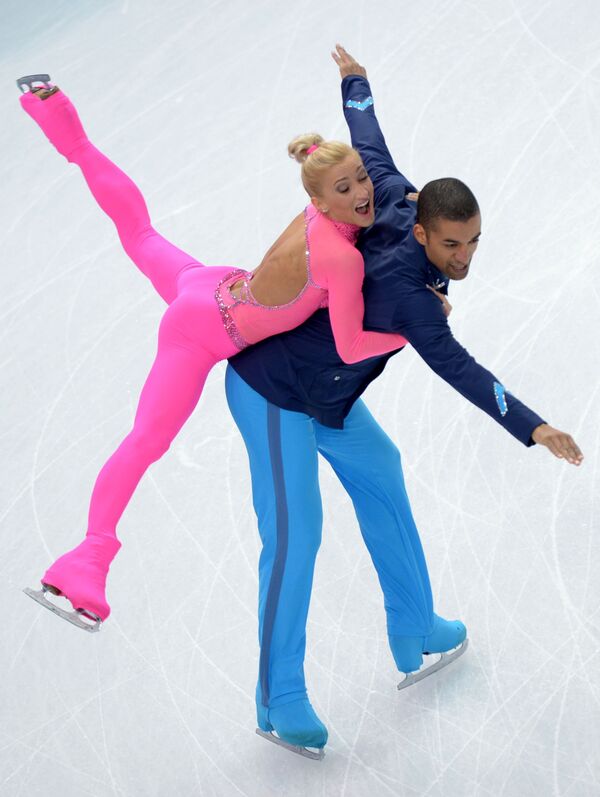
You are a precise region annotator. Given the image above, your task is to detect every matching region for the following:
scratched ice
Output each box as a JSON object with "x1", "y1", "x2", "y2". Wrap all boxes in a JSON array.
[{"x1": 1, "y1": 0, "x2": 599, "y2": 795}]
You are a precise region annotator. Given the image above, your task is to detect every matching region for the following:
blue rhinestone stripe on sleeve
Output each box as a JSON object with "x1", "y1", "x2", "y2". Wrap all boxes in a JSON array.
[
  {"x1": 345, "y1": 96, "x2": 374, "y2": 112},
  {"x1": 493, "y1": 381, "x2": 509, "y2": 416}
]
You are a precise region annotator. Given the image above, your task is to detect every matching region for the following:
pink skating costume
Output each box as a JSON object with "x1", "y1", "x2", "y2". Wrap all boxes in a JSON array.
[{"x1": 20, "y1": 87, "x2": 407, "y2": 625}]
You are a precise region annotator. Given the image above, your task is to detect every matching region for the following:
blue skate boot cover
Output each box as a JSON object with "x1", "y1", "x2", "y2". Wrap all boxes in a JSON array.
[
  {"x1": 389, "y1": 613, "x2": 467, "y2": 673},
  {"x1": 256, "y1": 696, "x2": 328, "y2": 759}
]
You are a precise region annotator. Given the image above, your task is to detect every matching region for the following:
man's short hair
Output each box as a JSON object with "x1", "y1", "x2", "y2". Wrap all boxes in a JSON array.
[{"x1": 416, "y1": 178, "x2": 479, "y2": 230}]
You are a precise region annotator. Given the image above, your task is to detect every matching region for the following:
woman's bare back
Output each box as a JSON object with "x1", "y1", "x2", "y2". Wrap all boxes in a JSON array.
[{"x1": 229, "y1": 212, "x2": 309, "y2": 306}]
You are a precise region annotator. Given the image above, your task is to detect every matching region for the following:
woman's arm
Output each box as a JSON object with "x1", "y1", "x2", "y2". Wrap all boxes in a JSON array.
[{"x1": 321, "y1": 247, "x2": 408, "y2": 364}]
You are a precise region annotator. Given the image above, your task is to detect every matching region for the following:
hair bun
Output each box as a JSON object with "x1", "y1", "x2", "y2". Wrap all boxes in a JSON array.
[{"x1": 287, "y1": 133, "x2": 325, "y2": 163}]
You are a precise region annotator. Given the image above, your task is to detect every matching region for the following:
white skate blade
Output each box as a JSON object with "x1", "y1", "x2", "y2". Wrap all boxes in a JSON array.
[
  {"x1": 255, "y1": 728, "x2": 325, "y2": 760},
  {"x1": 23, "y1": 587, "x2": 101, "y2": 633},
  {"x1": 397, "y1": 638, "x2": 469, "y2": 691}
]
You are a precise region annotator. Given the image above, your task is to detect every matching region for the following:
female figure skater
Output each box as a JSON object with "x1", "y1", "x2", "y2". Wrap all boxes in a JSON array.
[{"x1": 19, "y1": 77, "x2": 409, "y2": 632}]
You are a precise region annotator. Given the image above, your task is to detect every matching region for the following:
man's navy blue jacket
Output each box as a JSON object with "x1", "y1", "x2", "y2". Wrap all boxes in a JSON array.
[{"x1": 229, "y1": 75, "x2": 544, "y2": 446}]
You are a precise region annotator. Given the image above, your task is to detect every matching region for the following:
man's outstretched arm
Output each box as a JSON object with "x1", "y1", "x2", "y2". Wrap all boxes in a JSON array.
[
  {"x1": 332, "y1": 44, "x2": 416, "y2": 193},
  {"x1": 392, "y1": 288, "x2": 583, "y2": 465}
]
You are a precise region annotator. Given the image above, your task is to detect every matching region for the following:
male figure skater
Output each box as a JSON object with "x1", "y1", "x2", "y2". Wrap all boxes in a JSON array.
[{"x1": 225, "y1": 45, "x2": 583, "y2": 758}]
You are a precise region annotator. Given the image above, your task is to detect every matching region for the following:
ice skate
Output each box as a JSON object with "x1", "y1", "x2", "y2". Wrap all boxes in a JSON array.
[
  {"x1": 23, "y1": 584, "x2": 102, "y2": 633},
  {"x1": 17, "y1": 73, "x2": 89, "y2": 160},
  {"x1": 16, "y1": 73, "x2": 59, "y2": 98},
  {"x1": 256, "y1": 698, "x2": 327, "y2": 760},
  {"x1": 390, "y1": 613, "x2": 469, "y2": 691},
  {"x1": 23, "y1": 534, "x2": 121, "y2": 633}
]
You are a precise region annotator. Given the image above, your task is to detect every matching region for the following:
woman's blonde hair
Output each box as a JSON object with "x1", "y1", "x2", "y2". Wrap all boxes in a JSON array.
[{"x1": 288, "y1": 133, "x2": 355, "y2": 197}]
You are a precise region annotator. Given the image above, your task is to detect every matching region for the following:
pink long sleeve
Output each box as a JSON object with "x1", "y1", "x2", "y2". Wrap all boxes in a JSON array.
[{"x1": 314, "y1": 245, "x2": 407, "y2": 364}]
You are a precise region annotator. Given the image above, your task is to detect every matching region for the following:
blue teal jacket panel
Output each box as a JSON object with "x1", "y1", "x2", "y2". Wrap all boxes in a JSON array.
[{"x1": 229, "y1": 75, "x2": 545, "y2": 445}]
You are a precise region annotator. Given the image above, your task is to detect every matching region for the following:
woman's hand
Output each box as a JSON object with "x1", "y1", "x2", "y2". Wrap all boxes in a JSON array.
[
  {"x1": 427, "y1": 285, "x2": 453, "y2": 317},
  {"x1": 531, "y1": 424, "x2": 583, "y2": 465},
  {"x1": 331, "y1": 44, "x2": 367, "y2": 79}
]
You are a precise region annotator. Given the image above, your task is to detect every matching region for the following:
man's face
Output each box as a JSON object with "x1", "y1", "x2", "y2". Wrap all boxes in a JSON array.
[
  {"x1": 413, "y1": 214, "x2": 481, "y2": 280},
  {"x1": 312, "y1": 153, "x2": 375, "y2": 227}
]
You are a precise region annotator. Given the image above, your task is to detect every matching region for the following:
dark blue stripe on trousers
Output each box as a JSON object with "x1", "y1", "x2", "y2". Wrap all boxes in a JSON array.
[{"x1": 259, "y1": 404, "x2": 289, "y2": 706}]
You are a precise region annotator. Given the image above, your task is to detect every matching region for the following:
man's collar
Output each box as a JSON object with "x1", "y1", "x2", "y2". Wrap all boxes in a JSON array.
[
  {"x1": 413, "y1": 234, "x2": 449, "y2": 293},
  {"x1": 426, "y1": 262, "x2": 449, "y2": 294}
]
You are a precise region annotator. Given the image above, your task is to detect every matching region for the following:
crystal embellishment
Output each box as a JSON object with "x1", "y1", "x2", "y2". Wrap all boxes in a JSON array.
[
  {"x1": 214, "y1": 269, "x2": 250, "y2": 351},
  {"x1": 345, "y1": 96, "x2": 374, "y2": 112}
]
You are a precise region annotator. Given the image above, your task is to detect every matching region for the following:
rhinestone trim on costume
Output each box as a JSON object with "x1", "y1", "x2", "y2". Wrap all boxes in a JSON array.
[
  {"x1": 236, "y1": 207, "x2": 325, "y2": 309},
  {"x1": 330, "y1": 217, "x2": 360, "y2": 244},
  {"x1": 493, "y1": 381, "x2": 509, "y2": 417},
  {"x1": 214, "y1": 269, "x2": 250, "y2": 351},
  {"x1": 345, "y1": 96, "x2": 374, "y2": 112},
  {"x1": 305, "y1": 206, "x2": 317, "y2": 288},
  {"x1": 214, "y1": 207, "x2": 360, "y2": 333}
]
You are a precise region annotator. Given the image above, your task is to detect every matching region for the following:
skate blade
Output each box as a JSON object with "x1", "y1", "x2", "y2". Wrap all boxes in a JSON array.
[
  {"x1": 16, "y1": 74, "x2": 52, "y2": 93},
  {"x1": 397, "y1": 638, "x2": 469, "y2": 691},
  {"x1": 255, "y1": 728, "x2": 325, "y2": 760},
  {"x1": 23, "y1": 587, "x2": 101, "y2": 633}
]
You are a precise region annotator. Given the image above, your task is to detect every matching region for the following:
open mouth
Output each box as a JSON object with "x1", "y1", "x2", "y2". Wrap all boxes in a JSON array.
[
  {"x1": 355, "y1": 199, "x2": 371, "y2": 216},
  {"x1": 451, "y1": 263, "x2": 469, "y2": 274}
]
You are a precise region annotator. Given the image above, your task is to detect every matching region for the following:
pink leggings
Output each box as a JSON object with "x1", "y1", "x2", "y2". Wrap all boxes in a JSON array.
[{"x1": 21, "y1": 90, "x2": 240, "y2": 618}]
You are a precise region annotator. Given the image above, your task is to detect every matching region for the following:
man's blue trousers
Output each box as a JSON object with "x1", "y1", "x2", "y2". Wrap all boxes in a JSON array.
[{"x1": 225, "y1": 365, "x2": 434, "y2": 709}]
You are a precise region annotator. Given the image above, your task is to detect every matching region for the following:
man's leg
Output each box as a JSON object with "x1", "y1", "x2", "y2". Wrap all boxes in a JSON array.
[
  {"x1": 315, "y1": 398, "x2": 466, "y2": 673},
  {"x1": 314, "y1": 399, "x2": 439, "y2": 658},
  {"x1": 315, "y1": 398, "x2": 434, "y2": 635},
  {"x1": 225, "y1": 366, "x2": 327, "y2": 749}
]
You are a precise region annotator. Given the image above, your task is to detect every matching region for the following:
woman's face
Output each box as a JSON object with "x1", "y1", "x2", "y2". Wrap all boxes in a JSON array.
[{"x1": 312, "y1": 153, "x2": 375, "y2": 227}]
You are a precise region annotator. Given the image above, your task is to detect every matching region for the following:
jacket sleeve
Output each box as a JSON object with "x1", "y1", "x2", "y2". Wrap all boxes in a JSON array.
[
  {"x1": 320, "y1": 247, "x2": 407, "y2": 364},
  {"x1": 391, "y1": 285, "x2": 546, "y2": 446},
  {"x1": 341, "y1": 74, "x2": 417, "y2": 193}
]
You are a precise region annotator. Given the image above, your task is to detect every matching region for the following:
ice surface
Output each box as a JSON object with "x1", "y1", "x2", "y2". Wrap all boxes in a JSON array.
[{"x1": 1, "y1": 1, "x2": 599, "y2": 794}]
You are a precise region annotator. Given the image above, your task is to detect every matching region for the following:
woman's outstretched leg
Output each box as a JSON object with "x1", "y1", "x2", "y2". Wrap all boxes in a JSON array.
[
  {"x1": 19, "y1": 86, "x2": 198, "y2": 303},
  {"x1": 85, "y1": 299, "x2": 216, "y2": 541},
  {"x1": 40, "y1": 280, "x2": 235, "y2": 623}
]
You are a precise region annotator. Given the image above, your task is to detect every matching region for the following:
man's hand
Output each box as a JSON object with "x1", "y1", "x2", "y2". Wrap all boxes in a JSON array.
[
  {"x1": 531, "y1": 423, "x2": 584, "y2": 465},
  {"x1": 331, "y1": 44, "x2": 367, "y2": 79}
]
